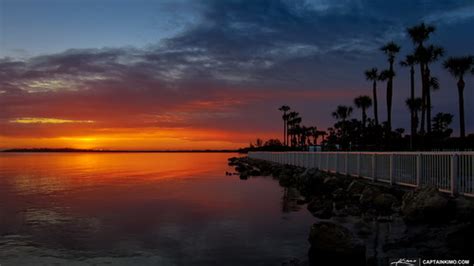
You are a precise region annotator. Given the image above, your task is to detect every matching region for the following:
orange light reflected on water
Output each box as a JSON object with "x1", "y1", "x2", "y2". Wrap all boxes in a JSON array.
[{"x1": 0, "y1": 152, "x2": 238, "y2": 196}]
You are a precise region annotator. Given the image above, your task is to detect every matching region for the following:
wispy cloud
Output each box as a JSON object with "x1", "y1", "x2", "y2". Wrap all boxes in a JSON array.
[
  {"x1": 425, "y1": 5, "x2": 474, "y2": 25},
  {"x1": 10, "y1": 117, "x2": 95, "y2": 124}
]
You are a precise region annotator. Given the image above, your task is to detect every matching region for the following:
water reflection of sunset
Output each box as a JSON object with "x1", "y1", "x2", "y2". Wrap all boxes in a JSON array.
[
  {"x1": 1, "y1": 153, "x2": 237, "y2": 195},
  {"x1": 0, "y1": 153, "x2": 313, "y2": 265}
]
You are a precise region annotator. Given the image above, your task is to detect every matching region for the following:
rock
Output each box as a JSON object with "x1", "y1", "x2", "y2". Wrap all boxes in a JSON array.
[
  {"x1": 332, "y1": 188, "x2": 346, "y2": 201},
  {"x1": 401, "y1": 186, "x2": 452, "y2": 224},
  {"x1": 249, "y1": 168, "x2": 261, "y2": 176},
  {"x1": 347, "y1": 180, "x2": 366, "y2": 195},
  {"x1": 279, "y1": 174, "x2": 296, "y2": 187},
  {"x1": 373, "y1": 193, "x2": 399, "y2": 214},
  {"x1": 307, "y1": 198, "x2": 333, "y2": 219},
  {"x1": 308, "y1": 222, "x2": 366, "y2": 265},
  {"x1": 239, "y1": 172, "x2": 249, "y2": 180},
  {"x1": 353, "y1": 220, "x2": 372, "y2": 237},
  {"x1": 376, "y1": 215, "x2": 393, "y2": 222},
  {"x1": 322, "y1": 176, "x2": 340, "y2": 192},
  {"x1": 296, "y1": 198, "x2": 308, "y2": 205},
  {"x1": 299, "y1": 168, "x2": 319, "y2": 180},
  {"x1": 227, "y1": 157, "x2": 240, "y2": 166},
  {"x1": 235, "y1": 164, "x2": 249, "y2": 173},
  {"x1": 359, "y1": 186, "x2": 381, "y2": 207},
  {"x1": 344, "y1": 204, "x2": 362, "y2": 216}
]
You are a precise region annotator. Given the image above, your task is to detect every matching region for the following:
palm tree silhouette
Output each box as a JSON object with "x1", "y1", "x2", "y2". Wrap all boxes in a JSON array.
[
  {"x1": 287, "y1": 111, "x2": 302, "y2": 147},
  {"x1": 381, "y1": 41, "x2": 401, "y2": 133},
  {"x1": 400, "y1": 54, "x2": 417, "y2": 148},
  {"x1": 332, "y1": 105, "x2": 353, "y2": 122},
  {"x1": 364, "y1": 68, "x2": 380, "y2": 126},
  {"x1": 354, "y1": 95, "x2": 372, "y2": 129},
  {"x1": 407, "y1": 23, "x2": 436, "y2": 135},
  {"x1": 406, "y1": 97, "x2": 423, "y2": 138},
  {"x1": 332, "y1": 105, "x2": 353, "y2": 150},
  {"x1": 278, "y1": 105, "x2": 291, "y2": 146},
  {"x1": 443, "y1": 56, "x2": 474, "y2": 138},
  {"x1": 416, "y1": 45, "x2": 444, "y2": 134}
]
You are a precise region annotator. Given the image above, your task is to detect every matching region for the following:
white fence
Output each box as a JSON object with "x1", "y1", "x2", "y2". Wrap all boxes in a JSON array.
[{"x1": 248, "y1": 151, "x2": 474, "y2": 197}]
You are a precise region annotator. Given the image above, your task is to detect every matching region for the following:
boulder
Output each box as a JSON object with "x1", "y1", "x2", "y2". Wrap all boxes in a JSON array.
[
  {"x1": 320, "y1": 176, "x2": 341, "y2": 194},
  {"x1": 359, "y1": 186, "x2": 381, "y2": 207},
  {"x1": 307, "y1": 198, "x2": 333, "y2": 219},
  {"x1": 308, "y1": 222, "x2": 366, "y2": 265},
  {"x1": 401, "y1": 186, "x2": 452, "y2": 224},
  {"x1": 249, "y1": 168, "x2": 261, "y2": 176},
  {"x1": 346, "y1": 180, "x2": 366, "y2": 195},
  {"x1": 373, "y1": 193, "x2": 399, "y2": 214},
  {"x1": 239, "y1": 172, "x2": 249, "y2": 180},
  {"x1": 332, "y1": 188, "x2": 346, "y2": 201},
  {"x1": 301, "y1": 167, "x2": 319, "y2": 176}
]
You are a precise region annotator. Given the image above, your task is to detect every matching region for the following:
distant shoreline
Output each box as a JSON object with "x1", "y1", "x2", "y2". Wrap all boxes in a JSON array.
[{"x1": 2, "y1": 148, "x2": 240, "y2": 153}]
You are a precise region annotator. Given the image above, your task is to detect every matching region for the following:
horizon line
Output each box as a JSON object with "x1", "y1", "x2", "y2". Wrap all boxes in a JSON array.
[{"x1": 2, "y1": 148, "x2": 240, "y2": 153}]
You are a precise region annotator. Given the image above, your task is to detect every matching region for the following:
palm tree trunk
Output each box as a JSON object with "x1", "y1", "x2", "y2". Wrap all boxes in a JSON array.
[
  {"x1": 426, "y1": 67, "x2": 432, "y2": 135},
  {"x1": 362, "y1": 108, "x2": 367, "y2": 129},
  {"x1": 410, "y1": 66, "x2": 415, "y2": 150},
  {"x1": 283, "y1": 119, "x2": 286, "y2": 146},
  {"x1": 458, "y1": 78, "x2": 466, "y2": 138},
  {"x1": 286, "y1": 123, "x2": 290, "y2": 147},
  {"x1": 362, "y1": 108, "x2": 367, "y2": 148},
  {"x1": 387, "y1": 80, "x2": 392, "y2": 132},
  {"x1": 387, "y1": 62, "x2": 394, "y2": 138},
  {"x1": 372, "y1": 80, "x2": 379, "y2": 126},
  {"x1": 420, "y1": 63, "x2": 426, "y2": 135}
]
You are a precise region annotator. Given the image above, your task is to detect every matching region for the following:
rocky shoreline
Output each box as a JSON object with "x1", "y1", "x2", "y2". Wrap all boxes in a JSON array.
[{"x1": 228, "y1": 156, "x2": 474, "y2": 266}]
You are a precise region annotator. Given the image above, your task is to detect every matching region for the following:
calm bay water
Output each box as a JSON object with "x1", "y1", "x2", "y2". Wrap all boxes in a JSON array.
[{"x1": 0, "y1": 152, "x2": 314, "y2": 265}]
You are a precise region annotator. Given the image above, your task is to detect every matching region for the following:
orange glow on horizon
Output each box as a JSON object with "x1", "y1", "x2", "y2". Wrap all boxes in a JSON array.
[{"x1": 0, "y1": 127, "x2": 277, "y2": 150}]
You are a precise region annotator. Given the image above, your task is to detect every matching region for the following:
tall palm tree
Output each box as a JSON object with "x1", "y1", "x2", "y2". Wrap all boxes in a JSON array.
[
  {"x1": 407, "y1": 23, "x2": 436, "y2": 135},
  {"x1": 364, "y1": 68, "x2": 380, "y2": 126},
  {"x1": 400, "y1": 54, "x2": 417, "y2": 147},
  {"x1": 307, "y1": 126, "x2": 317, "y2": 146},
  {"x1": 407, "y1": 23, "x2": 435, "y2": 46},
  {"x1": 354, "y1": 95, "x2": 372, "y2": 129},
  {"x1": 381, "y1": 41, "x2": 401, "y2": 133},
  {"x1": 406, "y1": 97, "x2": 423, "y2": 133},
  {"x1": 332, "y1": 105, "x2": 353, "y2": 150},
  {"x1": 443, "y1": 56, "x2": 474, "y2": 138},
  {"x1": 278, "y1": 105, "x2": 290, "y2": 146},
  {"x1": 287, "y1": 111, "x2": 301, "y2": 147},
  {"x1": 417, "y1": 45, "x2": 444, "y2": 134},
  {"x1": 332, "y1": 105, "x2": 353, "y2": 122}
]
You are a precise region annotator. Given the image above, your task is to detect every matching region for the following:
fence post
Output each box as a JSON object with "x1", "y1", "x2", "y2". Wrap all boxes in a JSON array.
[
  {"x1": 357, "y1": 153, "x2": 361, "y2": 177},
  {"x1": 416, "y1": 153, "x2": 421, "y2": 188},
  {"x1": 318, "y1": 153, "x2": 321, "y2": 169},
  {"x1": 389, "y1": 154, "x2": 394, "y2": 185},
  {"x1": 326, "y1": 154, "x2": 329, "y2": 171},
  {"x1": 450, "y1": 154, "x2": 458, "y2": 196},
  {"x1": 345, "y1": 153, "x2": 348, "y2": 175},
  {"x1": 371, "y1": 154, "x2": 376, "y2": 182}
]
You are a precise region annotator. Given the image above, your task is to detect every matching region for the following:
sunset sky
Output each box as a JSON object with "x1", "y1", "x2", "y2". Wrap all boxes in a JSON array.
[{"x1": 1, "y1": 0, "x2": 474, "y2": 150}]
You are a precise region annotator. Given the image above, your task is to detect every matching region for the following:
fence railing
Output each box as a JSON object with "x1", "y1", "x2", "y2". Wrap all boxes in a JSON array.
[{"x1": 248, "y1": 151, "x2": 474, "y2": 197}]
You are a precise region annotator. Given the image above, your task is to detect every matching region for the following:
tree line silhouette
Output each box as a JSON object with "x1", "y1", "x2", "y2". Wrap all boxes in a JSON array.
[{"x1": 243, "y1": 22, "x2": 474, "y2": 152}]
